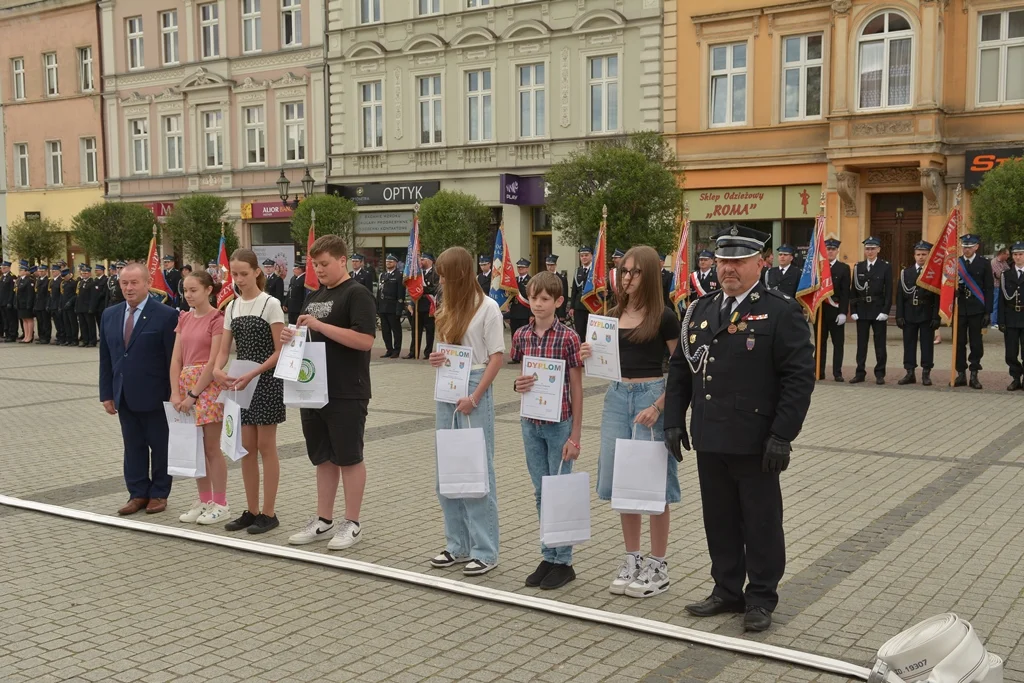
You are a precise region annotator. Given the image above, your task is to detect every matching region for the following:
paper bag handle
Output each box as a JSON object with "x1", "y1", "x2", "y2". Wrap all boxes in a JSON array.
[
  {"x1": 450, "y1": 413, "x2": 473, "y2": 430},
  {"x1": 630, "y1": 423, "x2": 655, "y2": 441}
]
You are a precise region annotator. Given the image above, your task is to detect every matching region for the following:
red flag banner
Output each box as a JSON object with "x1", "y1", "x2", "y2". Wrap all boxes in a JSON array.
[
  {"x1": 581, "y1": 221, "x2": 608, "y2": 314},
  {"x1": 147, "y1": 235, "x2": 171, "y2": 299},
  {"x1": 917, "y1": 203, "x2": 960, "y2": 324},
  {"x1": 304, "y1": 218, "x2": 319, "y2": 292},
  {"x1": 215, "y1": 235, "x2": 235, "y2": 310},
  {"x1": 404, "y1": 213, "x2": 424, "y2": 301},
  {"x1": 796, "y1": 214, "x2": 834, "y2": 318},
  {"x1": 670, "y1": 219, "x2": 690, "y2": 305}
]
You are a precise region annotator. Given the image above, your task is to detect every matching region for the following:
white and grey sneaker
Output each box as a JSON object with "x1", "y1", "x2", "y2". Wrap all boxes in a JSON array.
[
  {"x1": 625, "y1": 557, "x2": 671, "y2": 598},
  {"x1": 609, "y1": 553, "x2": 643, "y2": 595},
  {"x1": 287, "y1": 518, "x2": 336, "y2": 545},
  {"x1": 430, "y1": 550, "x2": 471, "y2": 568},
  {"x1": 196, "y1": 503, "x2": 230, "y2": 526},
  {"x1": 179, "y1": 501, "x2": 210, "y2": 524},
  {"x1": 327, "y1": 520, "x2": 362, "y2": 550},
  {"x1": 463, "y1": 559, "x2": 497, "y2": 576}
]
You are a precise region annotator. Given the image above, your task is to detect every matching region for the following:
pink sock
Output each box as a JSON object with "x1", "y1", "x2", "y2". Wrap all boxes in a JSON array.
[
  {"x1": 212, "y1": 492, "x2": 227, "y2": 506},
  {"x1": 199, "y1": 490, "x2": 214, "y2": 504}
]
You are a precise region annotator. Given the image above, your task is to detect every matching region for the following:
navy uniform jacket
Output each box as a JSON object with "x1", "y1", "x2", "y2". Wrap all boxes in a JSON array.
[
  {"x1": 661, "y1": 269, "x2": 674, "y2": 306},
  {"x1": 827, "y1": 261, "x2": 851, "y2": 315},
  {"x1": 162, "y1": 268, "x2": 181, "y2": 305},
  {"x1": 16, "y1": 275, "x2": 34, "y2": 311},
  {"x1": 477, "y1": 270, "x2": 492, "y2": 293},
  {"x1": 376, "y1": 268, "x2": 405, "y2": 315},
  {"x1": 895, "y1": 266, "x2": 939, "y2": 326},
  {"x1": 99, "y1": 300, "x2": 177, "y2": 411},
  {"x1": 75, "y1": 277, "x2": 93, "y2": 313},
  {"x1": 690, "y1": 269, "x2": 720, "y2": 297},
  {"x1": 287, "y1": 273, "x2": 307, "y2": 312},
  {"x1": 0, "y1": 272, "x2": 14, "y2": 308},
  {"x1": 998, "y1": 268, "x2": 1024, "y2": 329},
  {"x1": 34, "y1": 276, "x2": 49, "y2": 312},
  {"x1": 411, "y1": 268, "x2": 439, "y2": 314},
  {"x1": 509, "y1": 274, "x2": 532, "y2": 321},
  {"x1": 957, "y1": 255, "x2": 994, "y2": 317},
  {"x1": 850, "y1": 260, "x2": 893, "y2": 319},
  {"x1": 556, "y1": 271, "x2": 569, "y2": 319},
  {"x1": 665, "y1": 283, "x2": 815, "y2": 456},
  {"x1": 49, "y1": 276, "x2": 62, "y2": 312},
  {"x1": 90, "y1": 276, "x2": 108, "y2": 314},
  {"x1": 570, "y1": 266, "x2": 590, "y2": 312},
  {"x1": 763, "y1": 265, "x2": 801, "y2": 298},
  {"x1": 265, "y1": 273, "x2": 285, "y2": 308},
  {"x1": 351, "y1": 266, "x2": 376, "y2": 295},
  {"x1": 107, "y1": 275, "x2": 126, "y2": 308},
  {"x1": 60, "y1": 278, "x2": 77, "y2": 310}
]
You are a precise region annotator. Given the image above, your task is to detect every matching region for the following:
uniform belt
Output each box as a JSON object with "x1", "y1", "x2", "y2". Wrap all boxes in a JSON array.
[
  {"x1": 869, "y1": 613, "x2": 1001, "y2": 683},
  {"x1": 864, "y1": 296, "x2": 873, "y2": 303}
]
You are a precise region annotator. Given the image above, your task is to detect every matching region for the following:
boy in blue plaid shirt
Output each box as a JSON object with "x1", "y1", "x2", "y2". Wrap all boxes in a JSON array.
[{"x1": 512, "y1": 271, "x2": 584, "y2": 590}]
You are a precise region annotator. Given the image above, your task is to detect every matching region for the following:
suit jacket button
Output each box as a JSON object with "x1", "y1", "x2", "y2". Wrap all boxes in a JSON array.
[
  {"x1": 713, "y1": 339, "x2": 719, "y2": 344},
  {"x1": 705, "y1": 394, "x2": 711, "y2": 400},
  {"x1": 708, "y1": 357, "x2": 715, "y2": 362},
  {"x1": 124, "y1": 352, "x2": 128, "y2": 357},
  {"x1": 706, "y1": 376, "x2": 712, "y2": 381}
]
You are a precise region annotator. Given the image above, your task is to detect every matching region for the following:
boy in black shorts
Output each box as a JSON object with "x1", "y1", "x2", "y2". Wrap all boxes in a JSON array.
[{"x1": 283, "y1": 235, "x2": 378, "y2": 550}]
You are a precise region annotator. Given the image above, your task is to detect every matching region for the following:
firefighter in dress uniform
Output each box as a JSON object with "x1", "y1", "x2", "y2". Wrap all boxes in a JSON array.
[
  {"x1": 545, "y1": 254, "x2": 570, "y2": 323},
  {"x1": 0, "y1": 261, "x2": 16, "y2": 342},
  {"x1": 818, "y1": 239, "x2": 851, "y2": 381},
  {"x1": 176, "y1": 265, "x2": 193, "y2": 312},
  {"x1": 34, "y1": 264, "x2": 50, "y2": 344},
  {"x1": 477, "y1": 255, "x2": 493, "y2": 293},
  {"x1": 850, "y1": 237, "x2": 893, "y2": 385},
  {"x1": 953, "y1": 234, "x2": 994, "y2": 390},
  {"x1": 49, "y1": 264, "x2": 64, "y2": 345},
  {"x1": 405, "y1": 253, "x2": 438, "y2": 359},
  {"x1": 161, "y1": 255, "x2": 181, "y2": 308},
  {"x1": 660, "y1": 253, "x2": 674, "y2": 308},
  {"x1": 998, "y1": 242, "x2": 1024, "y2": 391},
  {"x1": 60, "y1": 267, "x2": 77, "y2": 346},
  {"x1": 262, "y1": 258, "x2": 285, "y2": 308},
  {"x1": 287, "y1": 258, "x2": 307, "y2": 326},
  {"x1": 350, "y1": 253, "x2": 376, "y2": 295},
  {"x1": 107, "y1": 261, "x2": 127, "y2": 310},
  {"x1": 15, "y1": 262, "x2": 36, "y2": 343},
  {"x1": 570, "y1": 246, "x2": 593, "y2": 340},
  {"x1": 377, "y1": 254, "x2": 405, "y2": 359},
  {"x1": 91, "y1": 264, "x2": 108, "y2": 340},
  {"x1": 895, "y1": 241, "x2": 940, "y2": 386},
  {"x1": 665, "y1": 224, "x2": 814, "y2": 633},
  {"x1": 763, "y1": 245, "x2": 801, "y2": 298},
  {"x1": 690, "y1": 250, "x2": 720, "y2": 301},
  {"x1": 507, "y1": 258, "x2": 533, "y2": 358},
  {"x1": 75, "y1": 264, "x2": 97, "y2": 347}
]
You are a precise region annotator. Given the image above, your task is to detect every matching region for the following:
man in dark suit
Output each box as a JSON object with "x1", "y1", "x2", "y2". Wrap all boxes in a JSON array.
[
  {"x1": 998, "y1": 243, "x2": 1024, "y2": 391},
  {"x1": 287, "y1": 258, "x2": 307, "y2": 325},
  {"x1": 954, "y1": 234, "x2": 994, "y2": 389},
  {"x1": 263, "y1": 258, "x2": 286, "y2": 308},
  {"x1": 405, "y1": 253, "x2": 439, "y2": 359},
  {"x1": 377, "y1": 254, "x2": 405, "y2": 358},
  {"x1": 664, "y1": 224, "x2": 814, "y2": 633},
  {"x1": 99, "y1": 262, "x2": 178, "y2": 516},
  {"x1": 570, "y1": 246, "x2": 593, "y2": 339},
  {"x1": 477, "y1": 255, "x2": 492, "y2": 293},
  {"x1": 350, "y1": 253, "x2": 376, "y2": 294},
  {"x1": 850, "y1": 236, "x2": 893, "y2": 385},
  {"x1": 545, "y1": 254, "x2": 569, "y2": 322},
  {"x1": 819, "y1": 239, "x2": 851, "y2": 381},
  {"x1": 896, "y1": 241, "x2": 941, "y2": 387},
  {"x1": 763, "y1": 244, "x2": 800, "y2": 298},
  {"x1": 508, "y1": 258, "x2": 532, "y2": 355},
  {"x1": 161, "y1": 255, "x2": 181, "y2": 308}
]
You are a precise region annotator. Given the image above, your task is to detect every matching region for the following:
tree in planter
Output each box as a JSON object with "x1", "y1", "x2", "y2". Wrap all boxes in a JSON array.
[
  {"x1": 2, "y1": 218, "x2": 65, "y2": 264},
  {"x1": 418, "y1": 190, "x2": 492, "y2": 257},
  {"x1": 545, "y1": 131, "x2": 684, "y2": 255},
  {"x1": 973, "y1": 157, "x2": 1024, "y2": 248},
  {"x1": 290, "y1": 194, "x2": 358, "y2": 251},
  {"x1": 163, "y1": 193, "x2": 239, "y2": 264},
  {"x1": 71, "y1": 202, "x2": 156, "y2": 262}
]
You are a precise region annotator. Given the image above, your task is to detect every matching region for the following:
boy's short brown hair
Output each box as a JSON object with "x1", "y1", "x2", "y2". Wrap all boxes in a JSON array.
[
  {"x1": 309, "y1": 234, "x2": 348, "y2": 259},
  {"x1": 526, "y1": 271, "x2": 563, "y2": 299}
]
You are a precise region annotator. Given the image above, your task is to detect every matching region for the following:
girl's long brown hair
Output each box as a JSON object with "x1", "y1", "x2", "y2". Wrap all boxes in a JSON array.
[
  {"x1": 435, "y1": 247, "x2": 482, "y2": 345},
  {"x1": 610, "y1": 245, "x2": 665, "y2": 343},
  {"x1": 229, "y1": 248, "x2": 266, "y2": 292}
]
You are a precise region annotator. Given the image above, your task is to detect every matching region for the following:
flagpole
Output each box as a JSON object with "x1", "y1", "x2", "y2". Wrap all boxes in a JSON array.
[
  {"x1": 949, "y1": 185, "x2": 963, "y2": 387},
  {"x1": 602, "y1": 204, "x2": 608, "y2": 317},
  {"x1": 680, "y1": 201, "x2": 690, "y2": 313},
  {"x1": 814, "y1": 193, "x2": 826, "y2": 381},
  {"x1": 413, "y1": 203, "x2": 420, "y2": 361}
]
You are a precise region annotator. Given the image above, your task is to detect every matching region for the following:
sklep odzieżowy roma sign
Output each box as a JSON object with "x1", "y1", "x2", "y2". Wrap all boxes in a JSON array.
[{"x1": 683, "y1": 187, "x2": 784, "y2": 221}]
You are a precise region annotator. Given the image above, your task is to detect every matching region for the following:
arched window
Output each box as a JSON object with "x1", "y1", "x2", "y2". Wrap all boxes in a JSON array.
[{"x1": 857, "y1": 11, "x2": 913, "y2": 109}]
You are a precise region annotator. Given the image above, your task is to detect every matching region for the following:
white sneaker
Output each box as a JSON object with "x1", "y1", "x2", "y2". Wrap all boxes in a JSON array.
[
  {"x1": 609, "y1": 554, "x2": 643, "y2": 595},
  {"x1": 625, "y1": 558, "x2": 671, "y2": 598},
  {"x1": 179, "y1": 501, "x2": 210, "y2": 524},
  {"x1": 197, "y1": 503, "x2": 230, "y2": 526},
  {"x1": 327, "y1": 520, "x2": 362, "y2": 550},
  {"x1": 288, "y1": 518, "x2": 336, "y2": 545}
]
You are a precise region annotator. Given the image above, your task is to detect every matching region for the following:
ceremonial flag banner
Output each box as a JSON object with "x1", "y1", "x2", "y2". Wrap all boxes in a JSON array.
[
  {"x1": 917, "y1": 200, "x2": 960, "y2": 324},
  {"x1": 147, "y1": 234, "x2": 171, "y2": 299},
  {"x1": 489, "y1": 222, "x2": 520, "y2": 312},
  {"x1": 404, "y1": 213, "x2": 424, "y2": 301},
  {"x1": 215, "y1": 234, "x2": 235, "y2": 310},
  {"x1": 304, "y1": 214, "x2": 319, "y2": 292},
  {"x1": 581, "y1": 221, "x2": 607, "y2": 314},
  {"x1": 796, "y1": 214, "x2": 834, "y2": 317},
  {"x1": 671, "y1": 219, "x2": 690, "y2": 305}
]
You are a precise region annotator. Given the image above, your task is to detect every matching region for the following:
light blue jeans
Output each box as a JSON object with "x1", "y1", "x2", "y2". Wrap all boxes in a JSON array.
[
  {"x1": 521, "y1": 418, "x2": 575, "y2": 565},
  {"x1": 596, "y1": 378, "x2": 681, "y2": 504},
  {"x1": 435, "y1": 369, "x2": 499, "y2": 565}
]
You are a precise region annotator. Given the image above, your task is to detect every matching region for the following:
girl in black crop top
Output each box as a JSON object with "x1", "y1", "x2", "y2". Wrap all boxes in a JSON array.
[{"x1": 580, "y1": 245, "x2": 682, "y2": 599}]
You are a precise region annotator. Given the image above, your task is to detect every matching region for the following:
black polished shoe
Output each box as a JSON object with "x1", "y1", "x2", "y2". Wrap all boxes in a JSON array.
[
  {"x1": 969, "y1": 371, "x2": 983, "y2": 390},
  {"x1": 539, "y1": 564, "x2": 576, "y2": 590},
  {"x1": 897, "y1": 372, "x2": 916, "y2": 385},
  {"x1": 849, "y1": 374, "x2": 866, "y2": 384},
  {"x1": 379, "y1": 351, "x2": 394, "y2": 359},
  {"x1": 684, "y1": 595, "x2": 745, "y2": 617},
  {"x1": 921, "y1": 370, "x2": 932, "y2": 386},
  {"x1": 1008, "y1": 379, "x2": 1022, "y2": 392},
  {"x1": 743, "y1": 606, "x2": 772, "y2": 632},
  {"x1": 875, "y1": 376, "x2": 885, "y2": 385},
  {"x1": 833, "y1": 375, "x2": 845, "y2": 382},
  {"x1": 402, "y1": 353, "x2": 416, "y2": 359},
  {"x1": 954, "y1": 372, "x2": 967, "y2": 387},
  {"x1": 525, "y1": 560, "x2": 554, "y2": 588}
]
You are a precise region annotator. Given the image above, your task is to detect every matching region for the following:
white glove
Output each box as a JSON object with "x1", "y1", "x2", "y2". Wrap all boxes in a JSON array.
[
  {"x1": 876, "y1": 313, "x2": 888, "y2": 322},
  {"x1": 851, "y1": 313, "x2": 859, "y2": 321},
  {"x1": 836, "y1": 314, "x2": 847, "y2": 326}
]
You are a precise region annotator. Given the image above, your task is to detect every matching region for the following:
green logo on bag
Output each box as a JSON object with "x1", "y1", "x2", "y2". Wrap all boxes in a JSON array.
[
  {"x1": 225, "y1": 415, "x2": 234, "y2": 437},
  {"x1": 298, "y1": 359, "x2": 315, "y2": 383}
]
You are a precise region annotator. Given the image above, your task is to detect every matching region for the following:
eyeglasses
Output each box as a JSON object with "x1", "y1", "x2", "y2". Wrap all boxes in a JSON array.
[{"x1": 618, "y1": 267, "x2": 642, "y2": 279}]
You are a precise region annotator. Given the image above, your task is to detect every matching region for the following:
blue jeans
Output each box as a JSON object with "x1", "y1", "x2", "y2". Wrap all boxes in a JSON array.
[
  {"x1": 596, "y1": 378, "x2": 681, "y2": 504},
  {"x1": 435, "y1": 369, "x2": 500, "y2": 565},
  {"x1": 521, "y1": 418, "x2": 575, "y2": 565}
]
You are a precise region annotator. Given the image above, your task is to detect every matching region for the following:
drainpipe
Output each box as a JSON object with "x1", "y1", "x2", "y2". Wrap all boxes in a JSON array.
[
  {"x1": 95, "y1": 1, "x2": 108, "y2": 201},
  {"x1": 322, "y1": 0, "x2": 331, "y2": 184}
]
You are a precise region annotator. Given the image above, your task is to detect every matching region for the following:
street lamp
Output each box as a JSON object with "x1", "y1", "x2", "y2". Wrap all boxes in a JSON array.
[{"x1": 278, "y1": 167, "x2": 315, "y2": 209}]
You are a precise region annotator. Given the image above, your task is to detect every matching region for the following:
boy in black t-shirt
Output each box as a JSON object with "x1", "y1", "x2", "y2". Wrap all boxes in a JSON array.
[{"x1": 282, "y1": 235, "x2": 378, "y2": 550}]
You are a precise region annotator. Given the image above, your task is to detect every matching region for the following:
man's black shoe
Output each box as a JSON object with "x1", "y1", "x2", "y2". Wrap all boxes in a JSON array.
[
  {"x1": 922, "y1": 370, "x2": 932, "y2": 386},
  {"x1": 1008, "y1": 379, "x2": 1022, "y2": 392},
  {"x1": 897, "y1": 372, "x2": 915, "y2": 385},
  {"x1": 849, "y1": 374, "x2": 866, "y2": 384},
  {"x1": 833, "y1": 375, "x2": 844, "y2": 382},
  {"x1": 875, "y1": 376, "x2": 885, "y2": 385},
  {"x1": 954, "y1": 372, "x2": 967, "y2": 387},
  {"x1": 684, "y1": 595, "x2": 745, "y2": 617},
  {"x1": 380, "y1": 351, "x2": 393, "y2": 359},
  {"x1": 743, "y1": 606, "x2": 772, "y2": 632},
  {"x1": 525, "y1": 560, "x2": 554, "y2": 588},
  {"x1": 969, "y1": 371, "x2": 983, "y2": 390},
  {"x1": 539, "y1": 564, "x2": 575, "y2": 590}
]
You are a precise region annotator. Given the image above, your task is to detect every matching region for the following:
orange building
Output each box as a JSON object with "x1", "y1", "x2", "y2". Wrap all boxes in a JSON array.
[{"x1": 665, "y1": 0, "x2": 1024, "y2": 277}]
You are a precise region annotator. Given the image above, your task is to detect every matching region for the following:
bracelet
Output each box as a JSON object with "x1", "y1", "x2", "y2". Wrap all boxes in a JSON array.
[
  {"x1": 187, "y1": 390, "x2": 200, "y2": 399},
  {"x1": 567, "y1": 438, "x2": 580, "y2": 451},
  {"x1": 470, "y1": 395, "x2": 479, "y2": 408},
  {"x1": 653, "y1": 403, "x2": 663, "y2": 415}
]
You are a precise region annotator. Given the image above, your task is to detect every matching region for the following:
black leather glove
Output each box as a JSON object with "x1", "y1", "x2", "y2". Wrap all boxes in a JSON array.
[
  {"x1": 663, "y1": 427, "x2": 690, "y2": 463},
  {"x1": 762, "y1": 435, "x2": 791, "y2": 474},
  {"x1": 999, "y1": 324, "x2": 1006, "y2": 333},
  {"x1": 932, "y1": 319, "x2": 941, "y2": 330},
  {"x1": 896, "y1": 318, "x2": 905, "y2": 329}
]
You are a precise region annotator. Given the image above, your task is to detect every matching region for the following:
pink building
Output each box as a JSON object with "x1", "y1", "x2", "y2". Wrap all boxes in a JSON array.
[{"x1": 99, "y1": 0, "x2": 326, "y2": 256}]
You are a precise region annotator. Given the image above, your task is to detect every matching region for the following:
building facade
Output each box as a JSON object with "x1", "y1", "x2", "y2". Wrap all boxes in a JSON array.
[
  {"x1": 669, "y1": 0, "x2": 1024, "y2": 284},
  {"x1": 100, "y1": 0, "x2": 326, "y2": 261},
  {"x1": 325, "y1": 0, "x2": 665, "y2": 273},
  {"x1": 0, "y1": 0, "x2": 105, "y2": 267}
]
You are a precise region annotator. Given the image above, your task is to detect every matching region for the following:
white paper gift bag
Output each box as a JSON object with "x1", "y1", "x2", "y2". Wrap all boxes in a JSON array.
[
  {"x1": 283, "y1": 341, "x2": 329, "y2": 409},
  {"x1": 540, "y1": 464, "x2": 591, "y2": 548},
  {"x1": 611, "y1": 426, "x2": 668, "y2": 515},
  {"x1": 219, "y1": 395, "x2": 248, "y2": 462},
  {"x1": 165, "y1": 405, "x2": 206, "y2": 479},
  {"x1": 435, "y1": 414, "x2": 489, "y2": 499}
]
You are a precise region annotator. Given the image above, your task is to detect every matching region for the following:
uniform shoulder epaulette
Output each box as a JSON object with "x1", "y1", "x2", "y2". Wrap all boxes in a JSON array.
[
  {"x1": 697, "y1": 289, "x2": 721, "y2": 300},
  {"x1": 763, "y1": 289, "x2": 798, "y2": 304}
]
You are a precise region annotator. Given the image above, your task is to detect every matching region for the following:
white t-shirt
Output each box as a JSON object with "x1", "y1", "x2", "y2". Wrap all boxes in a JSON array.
[
  {"x1": 223, "y1": 291, "x2": 286, "y2": 329},
  {"x1": 461, "y1": 296, "x2": 505, "y2": 365}
]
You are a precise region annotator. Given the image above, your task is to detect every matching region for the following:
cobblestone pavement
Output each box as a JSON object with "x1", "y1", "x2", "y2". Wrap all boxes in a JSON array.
[{"x1": 2, "y1": 325, "x2": 1023, "y2": 683}]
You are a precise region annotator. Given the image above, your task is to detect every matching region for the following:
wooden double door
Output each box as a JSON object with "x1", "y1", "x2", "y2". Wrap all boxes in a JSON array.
[{"x1": 870, "y1": 192, "x2": 924, "y2": 310}]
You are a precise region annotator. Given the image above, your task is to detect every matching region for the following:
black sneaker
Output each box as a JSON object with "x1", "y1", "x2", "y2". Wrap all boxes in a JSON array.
[
  {"x1": 525, "y1": 560, "x2": 554, "y2": 588},
  {"x1": 224, "y1": 510, "x2": 256, "y2": 531},
  {"x1": 540, "y1": 564, "x2": 576, "y2": 590},
  {"x1": 247, "y1": 513, "x2": 279, "y2": 534}
]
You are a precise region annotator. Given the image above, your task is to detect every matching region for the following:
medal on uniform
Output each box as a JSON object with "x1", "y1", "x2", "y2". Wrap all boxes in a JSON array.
[
  {"x1": 727, "y1": 324, "x2": 737, "y2": 334},
  {"x1": 737, "y1": 322, "x2": 747, "y2": 332},
  {"x1": 689, "y1": 334, "x2": 696, "y2": 343},
  {"x1": 750, "y1": 292, "x2": 760, "y2": 302},
  {"x1": 726, "y1": 311, "x2": 740, "y2": 334},
  {"x1": 746, "y1": 335, "x2": 755, "y2": 350},
  {"x1": 700, "y1": 320, "x2": 708, "y2": 329}
]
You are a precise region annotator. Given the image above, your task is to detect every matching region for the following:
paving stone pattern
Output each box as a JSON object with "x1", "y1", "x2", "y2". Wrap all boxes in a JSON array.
[{"x1": 2, "y1": 329, "x2": 1023, "y2": 682}]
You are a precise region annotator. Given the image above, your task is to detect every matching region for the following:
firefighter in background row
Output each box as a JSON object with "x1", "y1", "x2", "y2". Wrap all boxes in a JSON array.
[
  {"x1": 895, "y1": 241, "x2": 940, "y2": 387},
  {"x1": 953, "y1": 234, "x2": 994, "y2": 390}
]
